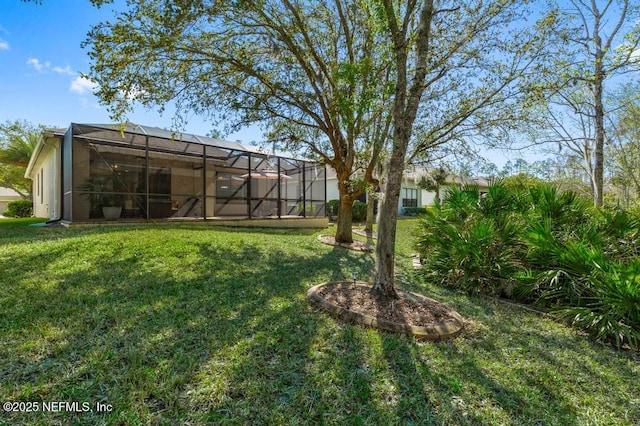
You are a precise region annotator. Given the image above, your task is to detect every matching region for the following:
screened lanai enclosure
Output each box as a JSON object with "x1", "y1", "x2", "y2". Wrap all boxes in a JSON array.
[{"x1": 60, "y1": 123, "x2": 326, "y2": 222}]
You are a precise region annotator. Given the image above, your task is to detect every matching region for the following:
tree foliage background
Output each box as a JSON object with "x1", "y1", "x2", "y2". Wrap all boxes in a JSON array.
[
  {"x1": 84, "y1": 0, "x2": 397, "y2": 243},
  {"x1": 0, "y1": 120, "x2": 44, "y2": 199}
]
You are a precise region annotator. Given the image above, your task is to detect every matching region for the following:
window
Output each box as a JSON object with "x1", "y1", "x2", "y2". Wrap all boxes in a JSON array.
[{"x1": 402, "y1": 188, "x2": 418, "y2": 207}]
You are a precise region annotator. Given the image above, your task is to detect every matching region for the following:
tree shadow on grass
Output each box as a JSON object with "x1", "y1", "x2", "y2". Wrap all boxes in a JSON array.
[
  {"x1": 0, "y1": 228, "x2": 378, "y2": 424},
  {"x1": 2, "y1": 226, "x2": 638, "y2": 424},
  {"x1": 366, "y1": 266, "x2": 639, "y2": 425},
  {"x1": 374, "y1": 323, "x2": 625, "y2": 425}
]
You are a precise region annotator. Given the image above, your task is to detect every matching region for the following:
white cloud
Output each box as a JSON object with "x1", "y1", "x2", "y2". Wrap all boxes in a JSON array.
[
  {"x1": 0, "y1": 39, "x2": 8, "y2": 50},
  {"x1": 70, "y1": 75, "x2": 97, "y2": 95},
  {"x1": 26, "y1": 57, "x2": 49, "y2": 72},
  {"x1": 53, "y1": 65, "x2": 74, "y2": 76}
]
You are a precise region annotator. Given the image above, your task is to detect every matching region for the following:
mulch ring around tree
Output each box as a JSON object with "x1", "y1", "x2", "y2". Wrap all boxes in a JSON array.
[
  {"x1": 317, "y1": 235, "x2": 374, "y2": 252},
  {"x1": 307, "y1": 281, "x2": 465, "y2": 340}
]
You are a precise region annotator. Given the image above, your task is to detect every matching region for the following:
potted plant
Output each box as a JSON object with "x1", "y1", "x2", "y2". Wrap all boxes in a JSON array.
[{"x1": 79, "y1": 175, "x2": 125, "y2": 220}]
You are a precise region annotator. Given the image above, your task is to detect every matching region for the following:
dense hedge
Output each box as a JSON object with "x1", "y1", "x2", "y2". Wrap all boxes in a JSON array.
[
  {"x1": 415, "y1": 180, "x2": 640, "y2": 350},
  {"x1": 352, "y1": 200, "x2": 367, "y2": 222},
  {"x1": 326, "y1": 199, "x2": 340, "y2": 217},
  {"x1": 327, "y1": 199, "x2": 368, "y2": 222},
  {"x1": 3, "y1": 199, "x2": 33, "y2": 218},
  {"x1": 402, "y1": 207, "x2": 428, "y2": 216}
]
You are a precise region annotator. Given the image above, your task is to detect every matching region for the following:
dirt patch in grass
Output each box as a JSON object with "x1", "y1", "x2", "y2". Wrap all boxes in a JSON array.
[{"x1": 308, "y1": 282, "x2": 465, "y2": 340}]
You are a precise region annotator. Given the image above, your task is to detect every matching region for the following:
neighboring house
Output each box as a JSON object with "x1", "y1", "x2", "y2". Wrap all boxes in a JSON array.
[
  {"x1": 25, "y1": 123, "x2": 326, "y2": 226},
  {"x1": 326, "y1": 166, "x2": 491, "y2": 215},
  {"x1": 0, "y1": 187, "x2": 22, "y2": 215},
  {"x1": 441, "y1": 174, "x2": 493, "y2": 202}
]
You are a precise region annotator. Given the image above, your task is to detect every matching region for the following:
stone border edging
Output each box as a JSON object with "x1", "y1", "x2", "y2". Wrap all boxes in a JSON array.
[
  {"x1": 317, "y1": 235, "x2": 374, "y2": 252},
  {"x1": 307, "y1": 282, "x2": 465, "y2": 341}
]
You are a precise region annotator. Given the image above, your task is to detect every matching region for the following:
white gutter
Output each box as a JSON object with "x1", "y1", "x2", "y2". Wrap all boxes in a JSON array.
[
  {"x1": 24, "y1": 130, "x2": 64, "y2": 179},
  {"x1": 24, "y1": 133, "x2": 46, "y2": 179}
]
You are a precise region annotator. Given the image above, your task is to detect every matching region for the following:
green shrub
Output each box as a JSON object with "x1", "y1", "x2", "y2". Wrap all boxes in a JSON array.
[
  {"x1": 326, "y1": 199, "x2": 368, "y2": 222},
  {"x1": 527, "y1": 184, "x2": 590, "y2": 233},
  {"x1": 326, "y1": 199, "x2": 340, "y2": 218},
  {"x1": 352, "y1": 200, "x2": 367, "y2": 222},
  {"x1": 502, "y1": 173, "x2": 543, "y2": 191},
  {"x1": 415, "y1": 179, "x2": 640, "y2": 349},
  {"x1": 402, "y1": 207, "x2": 428, "y2": 216},
  {"x1": 441, "y1": 185, "x2": 480, "y2": 222},
  {"x1": 593, "y1": 208, "x2": 640, "y2": 261},
  {"x1": 416, "y1": 183, "x2": 523, "y2": 295},
  {"x1": 558, "y1": 260, "x2": 640, "y2": 350},
  {"x1": 3, "y1": 199, "x2": 33, "y2": 218}
]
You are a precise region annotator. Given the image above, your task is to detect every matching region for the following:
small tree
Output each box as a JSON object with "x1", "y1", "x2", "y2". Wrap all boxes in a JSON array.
[
  {"x1": 533, "y1": 0, "x2": 640, "y2": 207},
  {"x1": 417, "y1": 166, "x2": 448, "y2": 205},
  {"x1": 607, "y1": 83, "x2": 640, "y2": 206},
  {"x1": 0, "y1": 120, "x2": 45, "y2": 199},
  {"x1": 372, "y1": 0, "x2": 561, "y2": 299}
]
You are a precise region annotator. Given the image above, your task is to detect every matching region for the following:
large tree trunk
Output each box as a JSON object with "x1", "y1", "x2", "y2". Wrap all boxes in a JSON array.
[
  {"x1": 373, "y1": 168, "x2": 402, "y2": 299},
  {"x1": 593, "y1": 71, "x2": 605, "y2": 207},
  {"x1": 372, "y1": 0, "x2": 434, "y2": 300},
  {"x1": 335, "y1": 194, "x2": 354, "y2": 243},
  {"x1": 373, "y1": 128, "x2": 411, "y2": 299},
  {"x1": 592, "y1": 16, "x2": 605, "y2": 207}
]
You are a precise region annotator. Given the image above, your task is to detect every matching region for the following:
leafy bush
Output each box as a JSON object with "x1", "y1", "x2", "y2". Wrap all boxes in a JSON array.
[
  {"x1": 402, "y1": 207, "x2": 428, "y2": 216},
  {"x1": 326, "y1": 199, "x2": 368, "y2": 222},
  {"x1": 352, "y1": 200, "x2": 367, "y2": 222},
  {"x1": 417, "y1": 182, "x2": 524, "y2": 295},
  {"x1": 3, "y1": 199, "x2": 32, "y2": 218},
  {"x1": 416, "y1": 179, "x2": 640, "y2": 349},
  {"x1": 527, "y1": 184, "x2": 590, "y2": 234},
  {"x1": 326, "y1": 199, "x2": 340, "y2": 218},
  {"x1": 558, "y1": 260, "x2": 640, "y2": 350}
]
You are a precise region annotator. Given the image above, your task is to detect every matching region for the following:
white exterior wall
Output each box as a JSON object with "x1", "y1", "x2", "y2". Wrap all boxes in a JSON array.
[
  {"x1": 326, "y1": 176, "x2": 340, "y2": 201},
  {"x1": 31, "y1": 138, "x2": 61, "y2": 220},
  {"x1": 326, "y1": 170, "x2": 490, "y2": 216},
  {"x1": 420, "y1": 189, "x2": 436, "y2": 206},
  {"x1": 326, "y1": 174, "x2": 440, "y2": 214}
]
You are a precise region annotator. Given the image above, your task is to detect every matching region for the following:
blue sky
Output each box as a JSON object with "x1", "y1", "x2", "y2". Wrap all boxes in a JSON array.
[
  {"x1": 0, "y1": 0, "x2": 260, "y2": 141},
  {"x1": 0, "y1": 0, "x2": 547, "y2": 169}
]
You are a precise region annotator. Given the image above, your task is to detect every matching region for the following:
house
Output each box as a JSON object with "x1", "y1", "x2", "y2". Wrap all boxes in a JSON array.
[
  {"x1": 0, "y1": 187, "x2": 22, "y2": 215},
  {"x1": 326, "y1": 166, "x2": 491, "y2": 214},
  {"x1": 25, "y1": 123, "x2": 327, "y2": 227}
]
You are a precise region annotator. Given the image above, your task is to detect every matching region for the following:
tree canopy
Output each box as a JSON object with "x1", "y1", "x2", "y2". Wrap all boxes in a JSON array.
[
  {"x1": 370, "y1": 0, "x2": 562, "y2": 297},
  {"x1": 84, "y1": 0, "x2": 395, "y2": 243},
  {"x1": 85, "y1": 0, "x2": 564, "y2": 297},
  {"x1": 0, "y1": 120, "x2": 43, "y2": 199},
  {"x1": 530, "y1": 0, "x2": 640, "y2": 206}
]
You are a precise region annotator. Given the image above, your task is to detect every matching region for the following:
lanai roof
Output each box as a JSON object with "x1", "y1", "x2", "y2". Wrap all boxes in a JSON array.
[{"x1": 72, "y1": 123, "x2": 269, "y2": 155}]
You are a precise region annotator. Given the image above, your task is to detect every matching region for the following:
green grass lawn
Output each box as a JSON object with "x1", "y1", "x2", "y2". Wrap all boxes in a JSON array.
[{"x1": 1, "y1": 218, "x2": 638, "y2": 425}]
